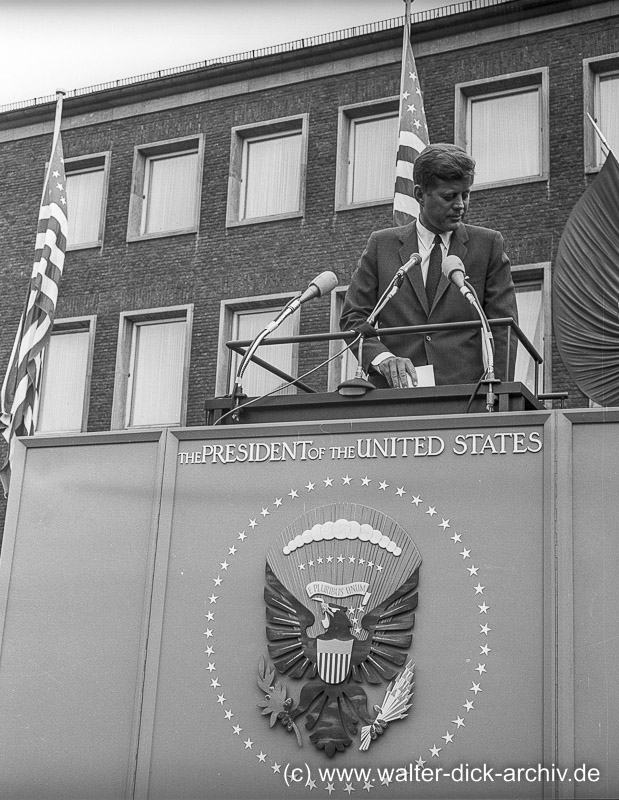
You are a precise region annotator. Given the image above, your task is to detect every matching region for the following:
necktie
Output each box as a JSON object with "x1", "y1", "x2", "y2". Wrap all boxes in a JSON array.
[{"x1": 425, "y1": 234, "x2": 443, "y2": 307}]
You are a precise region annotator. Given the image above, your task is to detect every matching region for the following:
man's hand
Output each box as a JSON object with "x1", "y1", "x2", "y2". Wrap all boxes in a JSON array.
[{"x1": 377, "y1": 356, "x2": 417, "y2": 389}]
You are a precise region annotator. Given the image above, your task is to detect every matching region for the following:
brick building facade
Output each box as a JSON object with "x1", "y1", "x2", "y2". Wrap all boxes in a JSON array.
[{"x1": 0, "y1": 0, "x2": 617, "y2": 445}]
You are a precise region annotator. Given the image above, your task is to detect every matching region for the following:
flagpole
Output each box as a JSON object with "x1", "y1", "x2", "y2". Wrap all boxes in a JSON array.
[{"x1": 587, "y1": 112, "x2": 613, "y2": 158}]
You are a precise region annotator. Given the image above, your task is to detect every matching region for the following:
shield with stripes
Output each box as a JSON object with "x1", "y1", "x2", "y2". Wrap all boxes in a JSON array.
[{"x1": 316, "y1": 637, "x2": 354, "y2": 684}]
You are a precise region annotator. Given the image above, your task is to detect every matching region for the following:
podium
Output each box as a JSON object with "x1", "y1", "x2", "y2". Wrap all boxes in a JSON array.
[{"x1": 0, "y1": 403, "x2": 616, "y2": 799}]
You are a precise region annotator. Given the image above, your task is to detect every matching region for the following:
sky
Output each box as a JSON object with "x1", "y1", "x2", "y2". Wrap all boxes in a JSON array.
[{"x1": 0, "y1": 0, "x2": 451, "y2": 108}]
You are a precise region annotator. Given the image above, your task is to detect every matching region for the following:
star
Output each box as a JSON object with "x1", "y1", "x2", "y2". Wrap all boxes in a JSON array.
[
  {"x1": 358, "y1": 557, "x2": 365, "y2": 565},
  {"x1": 452, "y1": 716, "x2": 465, "y2": 728},
  {"x1": 361, "y1": 476, "x2": 371, "y2": 486},
  {"x1": 306, "y1": 482, "x2": 315, "y2": 491},
  {"x1": 439, "y1": 519, "x2": 450, "y2": 530},
  {"x1": 379, "y1": 481, "x2": 388, "y2": 491},
  {"x1": 470, "y1": 682, "x2": 482, "y2": 694},
  {"x1": 342, "y1": 475, "x2": 352, "y2": 485},
  {"x1": 442, "y1": 731, "x2": 454, "y2": 743},
  {"x1": 480, "y1": 644, "x2": 491, "y2": 655},
  {"x1": 363, "y1": 781, "x2": 373, "y2": 792},
  {"x1": 209, "y1": 594, "x2": 218, "y2": 604},
  {"x1": 271, "y1": 763, "x2": 281, "y2": 773},
  {"x1": 228, "y1": 546, "x2": 237, "y2": 556},
  {"x1": 474, "y1": 583, "x2": 485, "y2": 594},
  {"x1": 480, "y1": 623, "x2": 491, "y2": 635},
  {"x1": 451, "y1": 532, "x2": 462, "y2": 543},
  {"x1": 467, "y1": 564, "x2": 479, "y2": 575},
  {"x1": 337, "y1": 555, "x2": 344, "y2": 563},
  {"x1": 52, "y1": 170, "x2": 59, "y2": 178},
  {"x1": 244, "y1": 738, "x2": 253, "y2": 749},
  {"x1": 249, "y1": 519, "x2": 258, "y2": 529},
  {"x1": 260, "y1": 508, "x2": 270, "y2": 517},
  {"x1": 430, "y1": 745, "x2": 441, "y2": 757},
  {"x1": 210, "y1": 678, "x2": 220, "y2": 689},
  {"x1": 220, "y1": 560, "x2": 229, "y2": 570},
  {"x1": 306, "y1": 777, "x2": 316, "y2": 789},
  {"x1": 326, "y1": 784, "x2": 335, "y2": 795},
  {"x1": 402, "y1": 89, "x2": 410, "y2": 99},
  {"x1": 213, "y1": 576, "x2": 222, "y2": 586},
  {"x1": 205, "y1": 611, "x2": 214, "y2": 621},
  {"x1": 407, "y1": 103, "x2": 417, "y2": 114},
  {"x1": 205, "y1": 645, "x2": 214, "y2": 656},
  {"x1": 381, "y1": 771, "x2": 392, "y2": 786},
  {"x1": 206, "y1": 662, "x2": 216, "y2": 672},
  {"x1": 238, "y1": 532, "x2": 247, "y2": 541},
  {"x1": 308, "y1": 560, "x2": 314, "y2": 567},
  {"x1": 460, "y1": 548, "x2": 471, "y2": 559},
  {"x1": 204, "y1": 629, "x2": 213, "y2": 638},
  {"x1": 478, "y1": 602, "x2": 489, "y2": 613},
  {"x1": 396, "y1": 487, "x2": 406, "y2": 497},
  {"x1": 376, "y1": 564, "x2": 383, "y2": 572},
  {"x1": 288, "y1": 489, "x2": 298, "y2": 499},
  {"x1": 415, "y1": 757, "x2": 426, "y2": 767},
  {"x1": 367, "y1": 560, "x2": 374, "y2": 568},
  {"x1": 233, "y1": 724, "x2": 242, "y2": 735},
  {"x1": 426, "y1": 506, "x2": 437, "y2": 516},
  {"x1": 274, "y1": 498, "x2": 283, "y2": 507},
  {"x1": 411, "y1": 495, "x2": 422, "y2": 505},
  {"x1": 217, "y1": 694, "x2": 226, "y2": 705},
  {"x1": 298, "y1": 563, "x2": 306, "y2": 571},
  {"x1": 348, "y1": 556, "x2": 356, "y2": 563},
  {"x1": 475, "y1": 663, "x2": 487, "y2": 675},
  {"x1": 327, "y1": 555, "x2": 333, "y2": 563},
  {"x1": 317, "y1": 557, "x2": 323, "y2": 564},
  {"x1": 464, "y1": 699, "x2": 474, "y2": 711},
  {"x1": 324, "y1": 477, "x2": 333, "y2": 487},
  {"x1": 344, "y1": 783, "x2": 355, "y2": 795},
  {"x1": 224, "y1": 709, "x2": 233, "y2": 720},
  {"x1": 257, "y1": 751, "x2": 267, "y2": 762}
]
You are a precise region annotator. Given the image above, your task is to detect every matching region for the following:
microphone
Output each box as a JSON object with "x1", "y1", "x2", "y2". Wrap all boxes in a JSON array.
[
  {"x1": 265, "y1": 271, "x2": 338, "y2": 333},
  {"x1": 395, "y1": 252, "x2": 422, "y2": 283},
  {"x1": 442, "y1": 255, "x2": 474, "y2": 301}
]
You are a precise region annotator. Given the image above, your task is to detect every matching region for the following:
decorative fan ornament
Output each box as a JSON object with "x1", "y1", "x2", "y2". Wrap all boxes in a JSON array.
[{"x1": 553, "y1": 151, "x2": 619, "y2": 406}]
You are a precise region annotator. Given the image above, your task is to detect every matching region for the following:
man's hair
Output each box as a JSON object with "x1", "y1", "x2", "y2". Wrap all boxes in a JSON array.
[{"x1": 413, "y1": 143, "x2": 476, "y2": 191}]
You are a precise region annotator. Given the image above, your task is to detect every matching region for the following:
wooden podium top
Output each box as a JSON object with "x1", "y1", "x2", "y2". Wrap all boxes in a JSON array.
[{"x1": 204, "y1": 382, "x2": 544, "y2": 426}]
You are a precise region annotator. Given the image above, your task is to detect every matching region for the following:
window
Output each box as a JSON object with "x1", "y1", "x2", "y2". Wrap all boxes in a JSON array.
[
  {"x1": 36, "y1": 317, "x2": 95, "y2": 433},
  {"x1": 455, "y1": 70, "x2": 548, "y2": 189},
  {"x1": 65, "y1": 153, "x2": 109, "y2": 249},
  {"x1": 216, "y1": 294, "x2": 299, "y2": 397},
  {"x1": 127, "y1": 136, "x2": 203, "y2": 240},
  {"x1": 335, "y1": 98, "x2": 399, "y2": 210},
  {"x1": 227, "y1": 116, "x2": 307, "y2": 226},
  {"x1": 328, "y1": 286, "x2": 359, "y2": 390},
  {"x1": 584, "y1": 55, "x2": 619, "y2": 171},
  {"x1": 112, "y1": 306, "x2": 193, "y2": 429},
  {"x1": 512, "y1": 263, "x2": 551, "y2": 394}
]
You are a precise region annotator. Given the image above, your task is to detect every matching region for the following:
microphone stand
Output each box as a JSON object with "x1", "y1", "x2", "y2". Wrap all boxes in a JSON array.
[{"x1": 460, "y1": 279, "x2": 499, "y2": 412}]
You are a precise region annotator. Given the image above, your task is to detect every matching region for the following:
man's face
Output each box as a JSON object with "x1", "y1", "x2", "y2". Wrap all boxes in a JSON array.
[{"x1": 413, "y1": 177, "x2": 471, "y2": 234}]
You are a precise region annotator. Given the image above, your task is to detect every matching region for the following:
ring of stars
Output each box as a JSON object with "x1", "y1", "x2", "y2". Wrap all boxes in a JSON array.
[{"x1": 204, "y1": 470, "x2": 492, "y2": 790}]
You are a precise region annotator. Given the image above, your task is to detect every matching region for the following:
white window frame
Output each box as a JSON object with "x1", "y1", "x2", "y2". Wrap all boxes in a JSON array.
[
  {"x1": 111, "y1": 305, "x2": 193, "y2": 429},
  {"x1": 455, "y1": 69, "x2": 549, "y2": 190},
  {"x1": 215, "y1": 293, "x2": 300, "y2": 396},
  {"x1": 327, "y1": 285, "x2": 360, "y2": 391},
  {"x1": 36, "y1": 315, "x2": 96, "y2": 434},
  {"x1": 583, "y1": 53, "x2": 619, "y2": 173},
  {"x1": 335, "y1": 97, "x2": 399, "y2": 212},
  {"x1": 127, "y1": 135, "x2": 204, "y2": 241},
  {"x1": 64, "y1": 153, "x2": 110, "y2": 250},
  {"x1": 511, "y1": 262, "x2": 551, "y2": 394},
  {"x1": 226, "y1": 115, "x2": 308, "y2": 227}
]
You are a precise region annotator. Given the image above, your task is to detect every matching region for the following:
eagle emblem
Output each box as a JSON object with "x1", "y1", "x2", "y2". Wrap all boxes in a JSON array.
[{"x1": 260, "y1": 506, "x2": 421, "y2": 757}]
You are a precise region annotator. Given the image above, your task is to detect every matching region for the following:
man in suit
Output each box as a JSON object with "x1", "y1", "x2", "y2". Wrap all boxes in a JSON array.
[{"x1": 340, "y1": 143, "x2": 518, "y2": 388}]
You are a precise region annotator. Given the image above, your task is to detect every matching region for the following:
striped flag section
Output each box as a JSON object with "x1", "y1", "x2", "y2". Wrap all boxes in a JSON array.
[
  {"x1": 393, "y1": 3, "x2": 430, "y2": 227},
  {"x1": 0, "y1": 98, "x2": 68, "y2": 493},
  {"x1": 317, "y1": 637, "x2": 354, "y2": 684}
]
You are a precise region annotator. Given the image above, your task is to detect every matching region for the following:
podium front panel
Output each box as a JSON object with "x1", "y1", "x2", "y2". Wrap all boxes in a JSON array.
[{"x1": 138, "y1": 415, "x2": 552, "y2": 800}]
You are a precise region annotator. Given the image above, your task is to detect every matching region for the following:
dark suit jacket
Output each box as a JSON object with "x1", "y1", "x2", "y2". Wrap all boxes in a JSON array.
[{"x1": 340, "y1": 220, "x2": 518, "y2": 386}]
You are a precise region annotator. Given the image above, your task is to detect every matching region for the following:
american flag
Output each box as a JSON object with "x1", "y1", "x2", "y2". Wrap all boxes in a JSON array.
[
  {"x1": 0, "y1": 108, "x2": 68, "y2": 493},
  {"x1": 393, "y1": 8, "x2": 430, "y2": 227}
]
